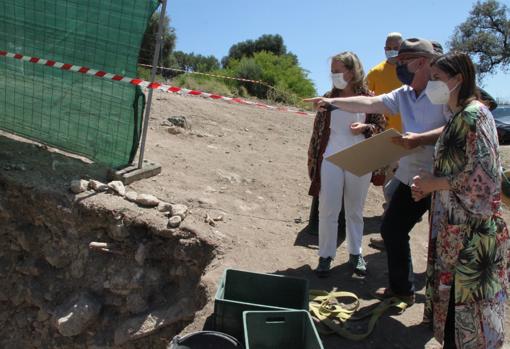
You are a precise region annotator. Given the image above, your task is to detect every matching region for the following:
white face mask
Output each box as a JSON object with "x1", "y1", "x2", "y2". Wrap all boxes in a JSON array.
[
  {"x1": 425, "y1": 80, "x2": 459, "y2": 105},
  {"x1": 331, "y1": 73, "x2": 348, "y2": 89},
  {"x1": 385, "y1": 50, "x2": 399, "y2": 60}
]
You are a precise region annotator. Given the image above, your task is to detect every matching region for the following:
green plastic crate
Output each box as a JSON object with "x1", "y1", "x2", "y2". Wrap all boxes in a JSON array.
[
  {"x1": 243, "y1": 310, "x2": 324, "y2": 349},
  {"x1": 214, "y1": 269, "x2": 309, "y2": 341}
]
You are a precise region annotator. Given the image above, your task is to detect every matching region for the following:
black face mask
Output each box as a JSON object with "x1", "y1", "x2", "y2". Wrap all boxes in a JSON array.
[{"x1": 396, "y1": 63, "x2": 415, "y2": 85}]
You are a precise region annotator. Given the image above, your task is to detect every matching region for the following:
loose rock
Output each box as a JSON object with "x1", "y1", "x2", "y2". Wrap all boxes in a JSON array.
[
  {"x1": 167, "y1": 126, "x2": 184, "y2": 135},
  {"x1": 108, "y1": 181, "x2": 126, "y2": 196},
  {"x1": 213, "y1": 215, "x2": 224, "y2": 222},
  {"x1": 204, "y1": 214, "x2": 216, "y2": 227},
  {"x1": 70, "y1": 179, "x2": 89, "y2": 194},
  {"x1": 170, "y1": 204, "x2": 188, "y2": 219},
  {"x1": 166, "y1": 116, "x2": 190, "y2": 129},
  {"x1": 135, "y1": 194, "x2": 160, "y2": 207},
  {"x1": 113, "y1": 298, "x2": 194, "y2": 345},
  {"x1": 54, "y1": 292, "x2": 102, "y2": 337},
  {"x1": 168, "y1": 215, "x2": 182, "y2": 228},
  {"x1": 157, "y1": 201, "x2": 173, "y2": 213},
  {"x1": 125, "y1": 191, "x2": 138, "y2": 202},
  {"x1": 88, "y1": 180, "x2": 108, "y2": 192}
]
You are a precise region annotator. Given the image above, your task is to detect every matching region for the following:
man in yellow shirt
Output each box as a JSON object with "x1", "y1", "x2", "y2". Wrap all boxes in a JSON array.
[
  {"x1": 366, "y1": 32, "x2": 403, "y2": 249},
  {"x1": 366, "y1": 32, "x2": 403, "y2": 132}
]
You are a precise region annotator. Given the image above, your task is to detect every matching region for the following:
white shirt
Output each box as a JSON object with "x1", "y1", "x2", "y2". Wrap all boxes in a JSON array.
[
  {"x1": 381, "y1": 85, "x2": 449, "y2": 185},
  {"x1": 324, "y1": 108, "x2": 366, "y2": 158}
]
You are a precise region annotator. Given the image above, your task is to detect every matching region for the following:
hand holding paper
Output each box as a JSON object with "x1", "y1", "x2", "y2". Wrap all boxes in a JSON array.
[
  {"x1": 325, "y1": 128, "x2": 423, "y2": 176},
  {"x1": 391, "y1": 132, "x2": 422, "y2": 150}
]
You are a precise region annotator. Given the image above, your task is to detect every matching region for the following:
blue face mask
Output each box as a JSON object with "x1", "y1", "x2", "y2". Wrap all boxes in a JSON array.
[{"x1": 396, "y1": 63, "x2": 415, "y2": 85}]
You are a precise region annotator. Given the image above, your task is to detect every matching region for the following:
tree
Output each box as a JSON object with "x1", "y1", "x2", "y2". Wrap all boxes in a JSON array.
[
  {"x1": 169, "y1": 51, "x2": 220, "y2": 72},
  {"x1": 449, "y1": 0, "x2": 510, "y2": 78},
  {"x1": 222, "y1": 34, "x2": 297, "y2": 67},
  {"x1": 226, "y1": 51, "x2": 316, "y2": 102},
  {"x1": 138, "y1": 13, "x2": 176, "y2": 67}
]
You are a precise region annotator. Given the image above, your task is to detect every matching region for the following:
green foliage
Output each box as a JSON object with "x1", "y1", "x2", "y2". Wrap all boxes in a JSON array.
[
  {"x1": 137, "y1": 67, "x2": 151, "y2": 81},
  {"x1": 136, "y1": 67, "x2": 165, "y2": 82},
  {"x1": 172, "y1": 74, "x2": 233, "y2": 97},
  {"x1": 226, "y1": 51, "x2": 316, "y2": 104},
  {"x1": 222, "y1": 34, "x2": 297, "y2": 67},
  {"x1": 230, "y1": 58, "x2": 265, "y2": 97},
  {"x1": 145, "y1": 31, "x2": 316, "y2": 108},
  {"x1": 448, "y1": 0, "x2": 510, "y2": 78},
  {"x1": 167, "y1": 51, "x2": 220, "y2": 77},
  {"x1": 139, "y1": 13, "x2": 176, "y2": 67}
]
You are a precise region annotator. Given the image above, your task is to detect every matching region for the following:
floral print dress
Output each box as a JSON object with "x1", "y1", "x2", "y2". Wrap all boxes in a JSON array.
[{"x1": 424, "y1": 101, "x2": 509, "y2": 348}]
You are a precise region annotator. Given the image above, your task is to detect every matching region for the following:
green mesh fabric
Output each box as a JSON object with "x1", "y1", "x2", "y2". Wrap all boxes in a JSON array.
[{"x1": 0, "y1": 0, "x2": 159, "y2": 167}]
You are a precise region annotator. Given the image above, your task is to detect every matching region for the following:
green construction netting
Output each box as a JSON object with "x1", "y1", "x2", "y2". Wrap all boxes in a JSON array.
[{"x1": 0, "y1": 0, "x2": 160, "y2": 167}]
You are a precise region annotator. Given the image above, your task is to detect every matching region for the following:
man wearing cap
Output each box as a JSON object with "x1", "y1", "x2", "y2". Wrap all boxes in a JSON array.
[{"x1": 304, "y1": 38, "x2": 447, "y2": 305}]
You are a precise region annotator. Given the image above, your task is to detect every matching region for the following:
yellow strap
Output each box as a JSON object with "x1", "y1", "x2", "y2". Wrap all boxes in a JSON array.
[{"x1": 308, "y1": 289, "x2": 408, "y2": 341}]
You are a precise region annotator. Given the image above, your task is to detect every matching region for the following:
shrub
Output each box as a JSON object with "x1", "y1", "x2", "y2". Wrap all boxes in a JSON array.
[
  {"x1": 136, "y1": 67, "x2": 165, "y2": 83},
  {"x1": 225, "y1": 51, "x2": 316, "y2": 104},
  {"x1": 172, "y1": 75, "x2": 233, "y2": 97}
]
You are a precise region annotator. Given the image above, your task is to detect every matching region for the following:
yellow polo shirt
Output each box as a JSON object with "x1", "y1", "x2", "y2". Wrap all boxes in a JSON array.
[{"x1": 366, "y1": 60, "x2": 403, "y2": 132}]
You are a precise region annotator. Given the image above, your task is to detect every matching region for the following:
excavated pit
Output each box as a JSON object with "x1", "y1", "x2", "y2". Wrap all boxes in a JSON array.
[{"x1": 0, "y1": 134, "x2": 218, "y2": 349}]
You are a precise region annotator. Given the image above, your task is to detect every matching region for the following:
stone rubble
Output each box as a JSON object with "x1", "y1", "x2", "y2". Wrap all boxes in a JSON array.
[
  {"x1": 107, "y1": 181, "x2": 126, "y2": 196},
  {"x1": 135, "y1": 194, "x2": 160, "y2": 207},
  {"x1": 88, "y1": 180, "x2": 108, "y2": 192},
  {"x1": 70, "y1": 179, "x2": 89, "y2": 194}
]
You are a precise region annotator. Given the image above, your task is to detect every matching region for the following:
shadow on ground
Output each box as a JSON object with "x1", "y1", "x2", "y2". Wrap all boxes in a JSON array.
[
  {"x1": 274, "y1": 263, "x2": 432, "y2": 349},
  {"x1": 293, "y1": 215, "x2": 384, "y2": 250}
]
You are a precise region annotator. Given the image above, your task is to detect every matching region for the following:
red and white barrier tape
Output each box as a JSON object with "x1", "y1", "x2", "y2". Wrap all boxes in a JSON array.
[
  {"x1": 138, "y1": 63, "x2": 272, "y2": 86},
  {"x1": 0, "y1": 50, "x2": 313, "y2": 117}
]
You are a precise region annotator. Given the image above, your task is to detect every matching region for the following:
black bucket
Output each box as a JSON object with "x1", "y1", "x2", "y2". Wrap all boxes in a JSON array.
[{"x1": 167, "y1": 331, "x2": 244, "y2": 349}]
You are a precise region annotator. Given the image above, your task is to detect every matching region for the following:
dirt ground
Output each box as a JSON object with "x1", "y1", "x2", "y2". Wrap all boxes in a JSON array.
[
  {"x1": 126, "y1": 92, "x2": 510, "y2": 349},
  {"x1": 96, "y1": 93, "x2": 510, "y2": 348}
]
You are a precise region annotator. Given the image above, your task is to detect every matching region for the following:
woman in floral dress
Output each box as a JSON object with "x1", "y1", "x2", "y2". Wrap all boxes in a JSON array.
[{"x1": 411, "y1": 52, "x2": 509, "y2": 348}]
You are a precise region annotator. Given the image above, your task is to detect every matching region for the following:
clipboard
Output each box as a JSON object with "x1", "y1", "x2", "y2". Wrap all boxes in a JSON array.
[{"x1": 325, "y1": 128, "x2": 422, "y2": 176}]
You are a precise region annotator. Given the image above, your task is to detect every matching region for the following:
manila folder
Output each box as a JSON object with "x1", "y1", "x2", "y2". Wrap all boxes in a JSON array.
[{"x1": 325, "y1": 128, "x2": 421, "y2": 176}]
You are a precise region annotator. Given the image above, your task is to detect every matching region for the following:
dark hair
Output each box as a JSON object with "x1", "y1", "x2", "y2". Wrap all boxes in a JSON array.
[
  {"x1": 476, "y1": 87, "x2": 498, "y2": 111},
  {"x1": 430, "y1": 52, "x2": 476, "y2": 108}
]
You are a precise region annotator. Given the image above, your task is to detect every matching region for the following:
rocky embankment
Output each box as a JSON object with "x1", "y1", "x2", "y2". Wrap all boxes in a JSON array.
[{"x1": 0, "y1": 134, "x2": 217, "y2": 349}]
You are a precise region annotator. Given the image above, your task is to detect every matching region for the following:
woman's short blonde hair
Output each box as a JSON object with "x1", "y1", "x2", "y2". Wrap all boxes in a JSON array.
[{"x1": 331, "y1": 51, "x2": 368, "y2": 95}]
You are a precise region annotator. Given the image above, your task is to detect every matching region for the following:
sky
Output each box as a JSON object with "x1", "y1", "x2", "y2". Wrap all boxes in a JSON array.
[{"x1": 166, "y1": 0, "x2": 510, "y2": 102}]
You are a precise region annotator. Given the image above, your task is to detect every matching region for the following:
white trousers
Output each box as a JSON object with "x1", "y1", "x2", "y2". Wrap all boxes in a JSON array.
[{"x1": 318, "y1": 159, "x2": 371, "y2": 258}]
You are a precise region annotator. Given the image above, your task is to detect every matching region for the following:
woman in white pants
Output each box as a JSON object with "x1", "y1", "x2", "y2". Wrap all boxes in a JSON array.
[{"x1": 307, "y1": 52, "x2": 385, "y2": 277}]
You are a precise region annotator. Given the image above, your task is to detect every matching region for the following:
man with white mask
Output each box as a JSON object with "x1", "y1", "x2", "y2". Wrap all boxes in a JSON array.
[
  {"x1": 305, "y1": 38, "x2": 447, "y2": 304},
  {"x1": 366, "y1": 32, "x2": 404, "y2": 132},
  {"x1": 366, "y1": 32, "x2": 404, "y2": 250}
]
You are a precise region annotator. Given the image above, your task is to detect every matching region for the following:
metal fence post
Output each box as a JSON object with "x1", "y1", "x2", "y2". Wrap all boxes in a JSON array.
[{"x1": 137, "y1": 0, "x2": 168, "y2": 169}]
